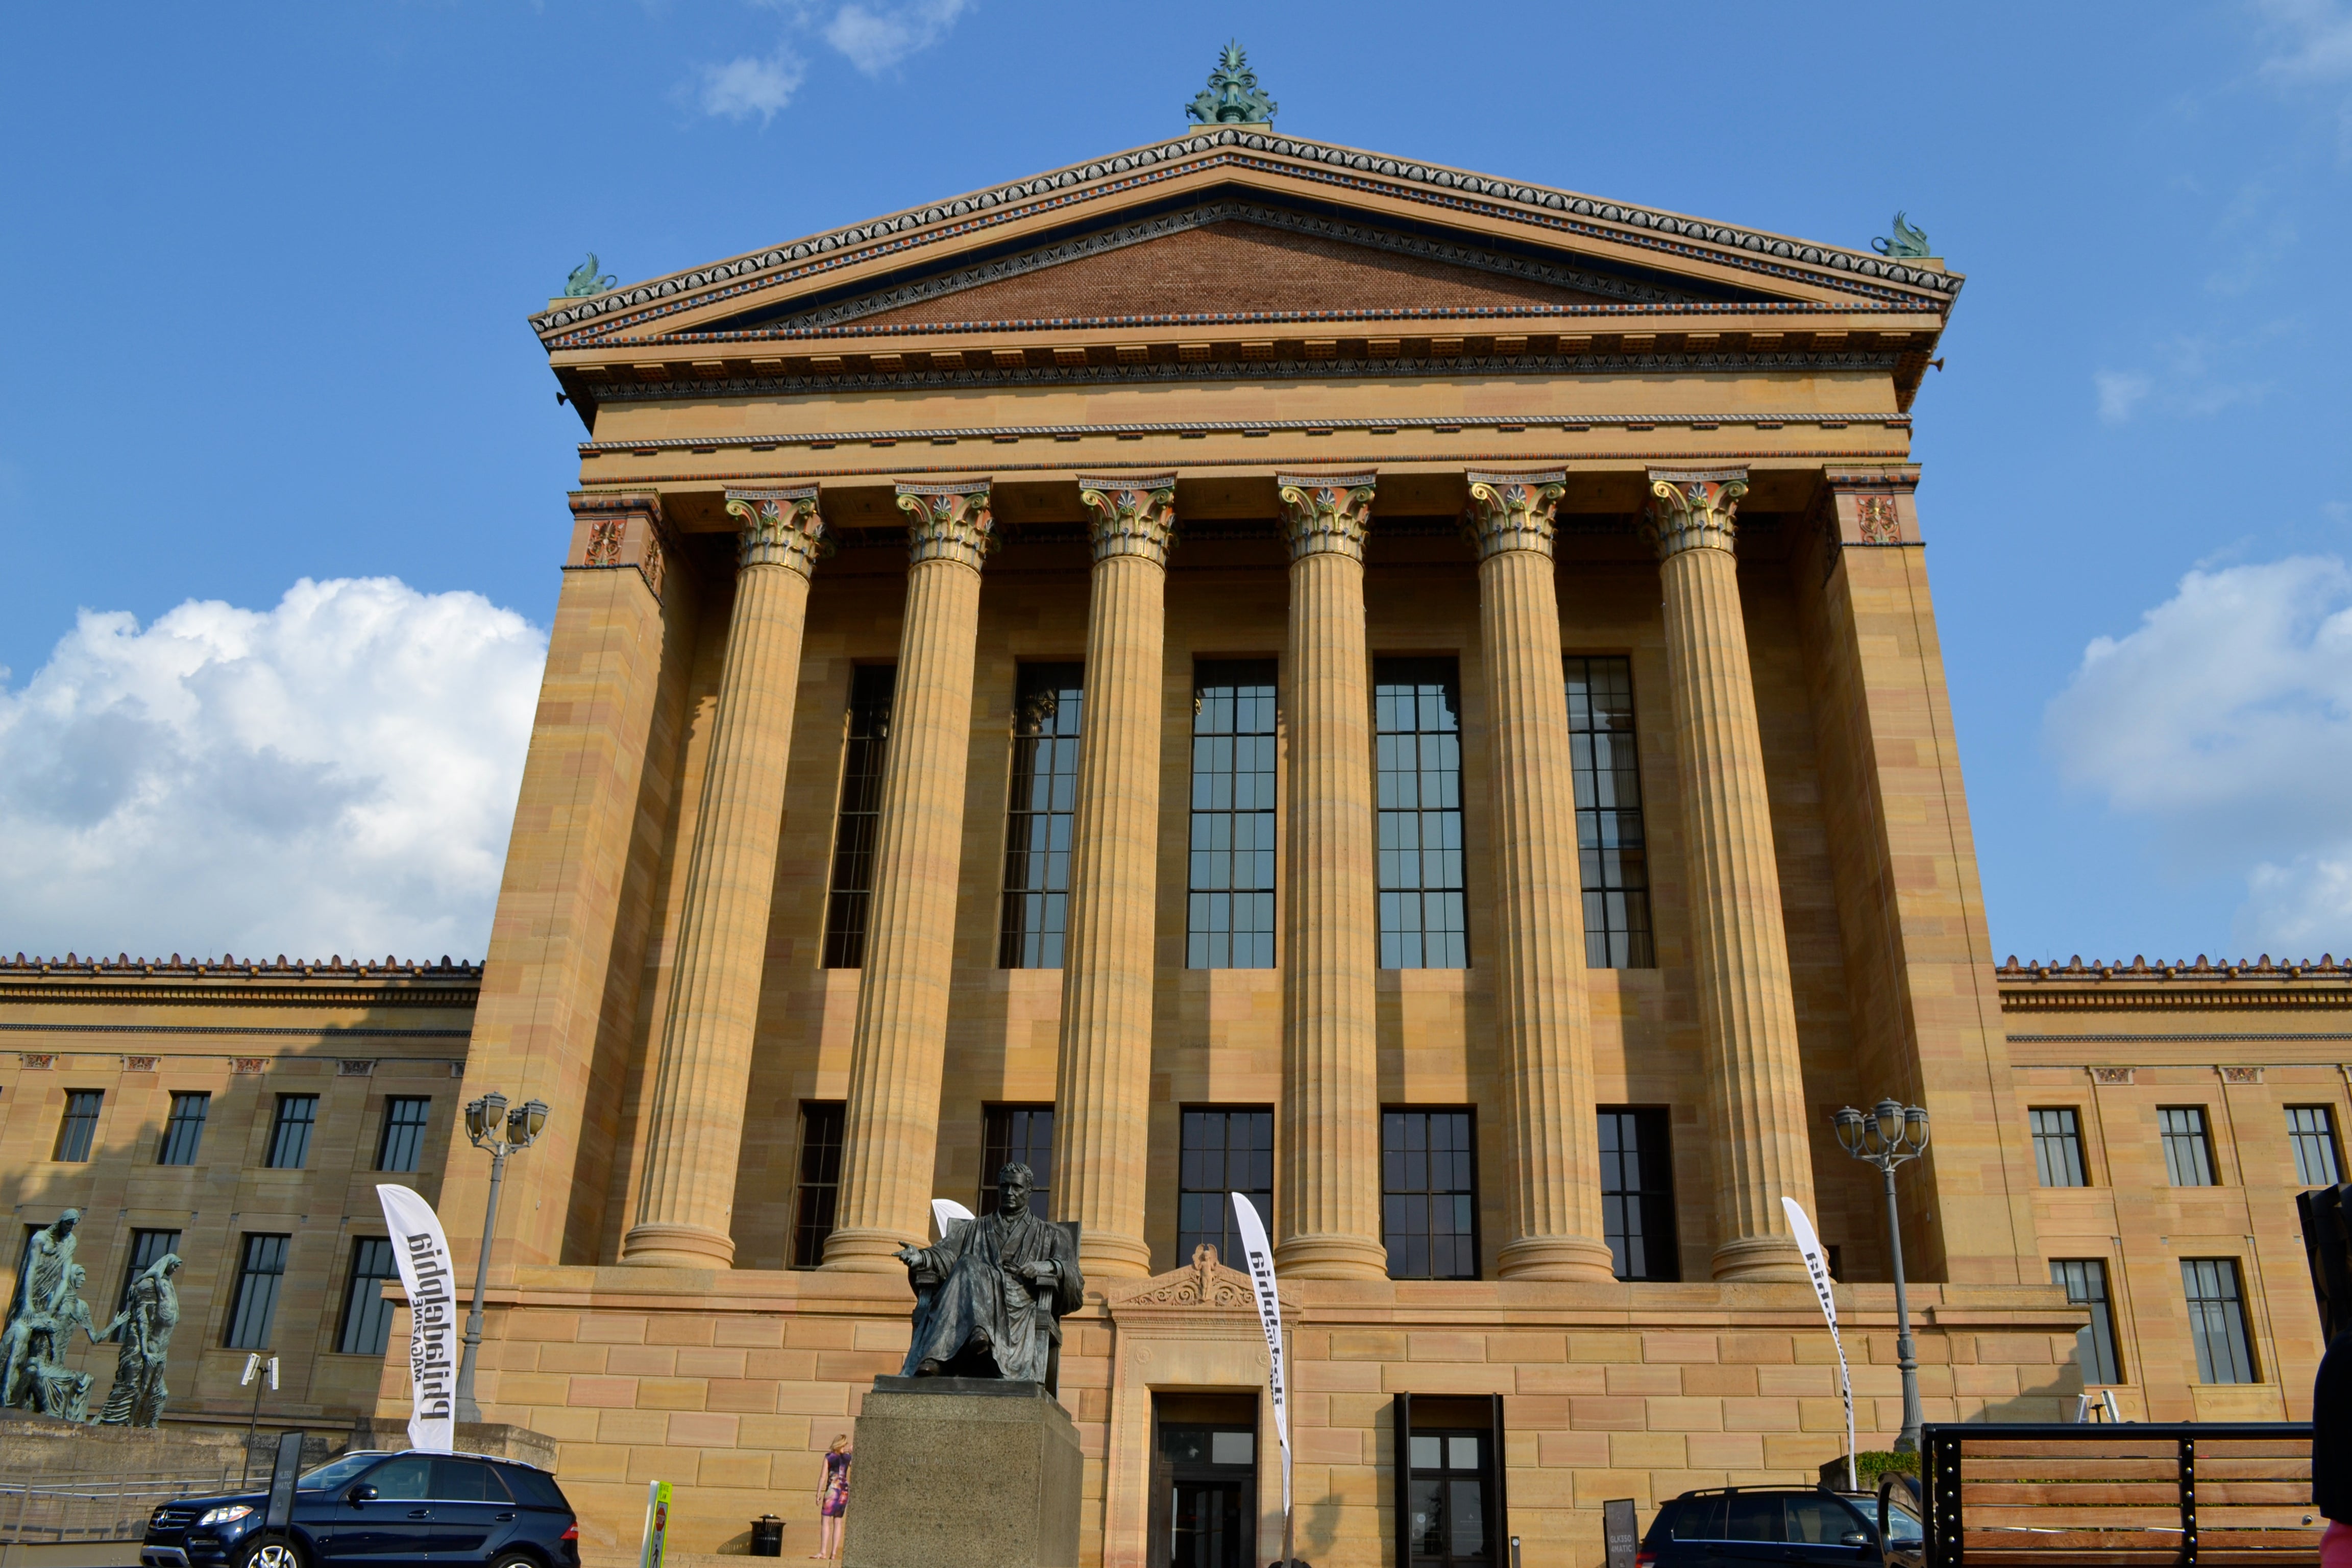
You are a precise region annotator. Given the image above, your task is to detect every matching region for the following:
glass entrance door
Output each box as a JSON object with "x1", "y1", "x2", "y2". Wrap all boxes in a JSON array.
[
  {"x1": 1149, "y1": 1393, "x2": 1259, "y2": 1568},
  {"x1": 1171, "y1": 1478, "x2": 1248, "y2": 1568}
]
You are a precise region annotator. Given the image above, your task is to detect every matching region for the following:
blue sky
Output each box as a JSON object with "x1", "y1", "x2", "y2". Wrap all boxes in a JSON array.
[{"x1": 2, "y1": 1, "x2": 2348, "y2": 963}]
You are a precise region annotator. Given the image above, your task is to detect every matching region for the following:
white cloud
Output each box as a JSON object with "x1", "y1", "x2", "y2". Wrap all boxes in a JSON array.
[
  {"x1": 2044, "y1": 556, "x2": 2352, "y2": 955},
  {"x1": 2091, "y1": 334, "x2": 2270, "y2": 426},
  {"x1": 699, "y1": 45, "x2": 807, "y2": 123},
  {"x1": 822, "y1": 0, "x2": 969, "y2": 74},
  {"x1": 2094, "y1": 370, "x2": 2152, "y2": 425},
  {"x1": 2255, "y1": 0, "x2": 2352, "y2": 83},
  {"x1": 0, "y1": 578, "x2": 546, "y2": 963}
]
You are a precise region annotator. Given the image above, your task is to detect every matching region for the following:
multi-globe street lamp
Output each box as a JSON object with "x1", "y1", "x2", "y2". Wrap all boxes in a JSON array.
[
  {"x1": 1834, "y1": 1098, "x2": 1931, "y2": 1454},
  {"x1": 454, "y1": 1091, "x2": 549, "y2": 1424}
]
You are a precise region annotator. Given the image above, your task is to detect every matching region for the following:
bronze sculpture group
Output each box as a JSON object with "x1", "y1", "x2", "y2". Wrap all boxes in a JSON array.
[{"x1": 1, "y1": 1209, "x2": 181, "y2": 1426}]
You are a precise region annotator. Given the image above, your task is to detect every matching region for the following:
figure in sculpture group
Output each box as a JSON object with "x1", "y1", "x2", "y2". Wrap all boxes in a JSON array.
[{"x1": 97, "y1": 1253, "x2": 182, "y2": 1428}]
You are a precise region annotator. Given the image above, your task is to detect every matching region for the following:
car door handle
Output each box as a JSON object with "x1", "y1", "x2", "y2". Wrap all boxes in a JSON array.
[
  {"x1": 496, "y1": 1513, "x2": 516, "y2": 1522},
  {"x1": 406, "y1": 1509, "x2": 433, "y2": 1519}
]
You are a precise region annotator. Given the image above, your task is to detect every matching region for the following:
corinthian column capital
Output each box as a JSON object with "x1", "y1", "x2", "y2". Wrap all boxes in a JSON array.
[
  {"x1": 1077, "y1": 474, "x2": 1178, "y2": 565},
  {"x1": 896, "y1": 481, "x2": 998, "y2": 569},
  {"x1": 1461, "y1": 470, "x2": 1565, "y2": 560},
  {"x1": 724, "y1": 485, "x2": 833, "y2": 576},
  {"x1": 1277, "y1": 472, "x2": 1377, "y2": 562},
  {"x1": 1644, "y1": 467, "x2": 1750, "y2": 559}
]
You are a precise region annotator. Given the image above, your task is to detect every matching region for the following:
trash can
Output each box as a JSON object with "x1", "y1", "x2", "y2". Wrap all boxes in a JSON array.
[{"x1": 750, "y1": 1515, "x2": 784, "y2": 1557}]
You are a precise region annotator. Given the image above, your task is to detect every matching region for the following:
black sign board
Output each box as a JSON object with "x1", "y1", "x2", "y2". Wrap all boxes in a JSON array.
[
  {"x1": 264, "y1": 1431, "x2": 304, "y2": 1532},
  {"x1": 1604, "y1": 1498, "x2": 1640, "y2": 1568}
]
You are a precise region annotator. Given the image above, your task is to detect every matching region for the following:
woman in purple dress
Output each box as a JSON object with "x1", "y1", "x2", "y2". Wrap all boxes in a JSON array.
[{"x1": 814, "y1": 1434, "x2": 851, "y2": 1560}]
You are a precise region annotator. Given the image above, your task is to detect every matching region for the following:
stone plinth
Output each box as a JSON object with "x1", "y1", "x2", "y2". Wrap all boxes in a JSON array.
[{"x1": 844, "y1": 1379, "x2": 1081, "y2": 1568}]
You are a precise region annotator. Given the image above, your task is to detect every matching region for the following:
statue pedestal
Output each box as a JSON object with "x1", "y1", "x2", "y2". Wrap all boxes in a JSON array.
[{"x1": 843, "y1": 1378, "x2": 1081, "y2": 1568}]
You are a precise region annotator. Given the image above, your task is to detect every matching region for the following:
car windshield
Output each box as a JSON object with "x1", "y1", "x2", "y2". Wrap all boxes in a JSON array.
[
  {"x1": 297, "y1": 1454, "x2": 382, "y2": 1492},
  {"x1": 1881, "y1": 1503, "x2": 1924, "y2": 1545}
]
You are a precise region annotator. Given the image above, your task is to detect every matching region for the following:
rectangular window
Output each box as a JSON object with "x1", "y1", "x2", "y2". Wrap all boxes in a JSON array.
[
  {"x1": 337, "y1": 1236, "x2": 399, "y2": 1356},
  {"x1": 1178, "y1": 1108, "x2": 1273, "y2": 1266},
  {"x1": 1000, "y1": 663, "x2": 1085, "y2": 969},
  {"x1": 792, "y1": 1101, "x2": 846, "y2": 1268},
  {"x1": 2160, "y1": 1107, "x2": 2216, "y2": 1186},
  {"x1": 53, "y1": 1091, "x2": 103, "y2": 1162},
  {"x1": 1382, "y1": 1109, "x2": 1479, "y2": 1280},
  {"x1": 225, "y1": 1232, "x2": 290, "y2": 1350},
  {"x1": 157, "y1": 1092, "x2": 209, "y2": 1166},
  {"x1": 1186, "y1": 660, "x2": 1280, "y2": 970},
  {"x1": 822, "y1": 665, "x2": 896, "y2": 968},
  {"x1": 266, "y1": 1094, "x2": 318, "y2": 1170},
  {"x1": 1394, "y1": 1394, "x2": 1505, "y2": 1568},
  {"x1": 2050, "y1": 1258, "x2": 2122, "y2": 1384},
  {"x1": 1375, "y1": 658, "x2": 1466, "y2": 969},
  {"x1": 2181, "y1": 1258, "x2": 2258, "y2": 1384},
  {"x1": 376, "y1": 1097, "x2": 431, "y2": 1173},
  {"x1": 1564, "y1": 655, "x2": 1655, "y2": 969},
  {"x1": 2288, "y1": 1106, "x2": 2343, "y2": 1187},
  {"x1": 117, "y1": 1229, "x2": 181, "y2": 1314},
  {"x1": 1598, "y1": 1108, "x2": 1679, "y2": 1281},
  {"x1": 2030, "y1": 1108, "x2": 2088, "y2": 1187},
  {"x1": 982, "y1": 1105, "x2": 1055, "y2": 1216}
]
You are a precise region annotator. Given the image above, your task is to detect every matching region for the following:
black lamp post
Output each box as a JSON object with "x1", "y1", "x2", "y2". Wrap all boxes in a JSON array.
[
  {"x1": 455, "y1": 1091, "x2": 548, "y2": 1424},
  {"x1": 1834, "y1": 1097, "x2": 1931, "y2": 1454}
]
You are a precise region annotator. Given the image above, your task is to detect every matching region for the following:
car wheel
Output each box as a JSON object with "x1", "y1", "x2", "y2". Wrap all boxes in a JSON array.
[
  {"x1": 241, "y1": 1537, "x2": 303, "y2": 1568},
  {"x1": 487, "y1": 1554, "x2": 542, "y2": 1568}
]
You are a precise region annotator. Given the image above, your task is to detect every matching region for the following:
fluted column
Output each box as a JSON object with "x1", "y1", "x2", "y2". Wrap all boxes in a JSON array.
[
  {"x1": 1275, "y1": 473, "x2": 1390, "y2": 1279},
  {"x1": 824, "y1": 481, "x2": 999, "y2": 1270},
  {"x1": 1462, "y1": 472, "x2": 1621, "y2": 1282},
  {"x1": 1645, "y1": 468, "x2": 1816, "y2": 1281},
  {"x1": 623, "y1": 486, "x2": 830, "y2": 1267},
  {"x1": 1049, "y1": 475, "x2": 1177, "y2": 1280}
]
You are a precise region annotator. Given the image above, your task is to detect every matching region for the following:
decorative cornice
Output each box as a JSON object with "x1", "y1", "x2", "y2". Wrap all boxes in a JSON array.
[
  {"x1": 1111, "y1": 1244, "x2": 1259, "y2": 1310},
  {"x1": 1, "y1": 951, "x2": 482, "y2": 978},
  {"x1": 895, "y1": 481, "x2": 998, "y2": 569},
  {"x1": 566, "y1": 490, "x2": 671, "y2": 599},
  {"x1": 1462, "y1": 470, "x2": 1565, "y2": 560},
  {"x1": 723, "y1": 485, "x2": 832, "y2": 576},
  {"x1": 1996, "y1": 952, "x2": 2352, "y2": 1014},
  {"x1": 1643, "y1": 468, "x2": 1748, "y2": 559},
  {"x1": 1277, "y1": 473, "x2": 1377, "y2": 562},
  {"x1": 1076, "y1": 475, "x2": 1178, "y2": 566},
  {"x1": 532, "y1": 133, "x2": 1956, "y2": 344}
]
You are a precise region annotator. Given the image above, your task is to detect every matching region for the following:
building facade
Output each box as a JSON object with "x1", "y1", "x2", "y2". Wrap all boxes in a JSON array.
[{"x1": 7, "y1": 119, "x2": 2350, "y2": 1567}]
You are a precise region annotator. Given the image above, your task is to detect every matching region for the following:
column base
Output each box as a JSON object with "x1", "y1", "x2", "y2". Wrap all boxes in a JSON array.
[
  {"x1": 1077, "y1": 1231, "x2": 1154, "y2": 1281},
  {"x1": 1497, "y1": 1235, "x2": 1621, "y2": 1282},
  {"x1": 1711, "y1": 1233, "x2": 1810, "y2": 1283},
  {"x1": 822, "y1": 1225, "x2": 921, "y2": 1272},
  {"x1": 1273, "y1": 1232, "x2": 1391, "y2": 1279},
  {"x1": 618, "y1": 1220, "x2": 734, "y2": 1268}
]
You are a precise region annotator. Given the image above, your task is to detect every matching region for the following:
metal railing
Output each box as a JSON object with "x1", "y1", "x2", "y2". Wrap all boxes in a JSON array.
[{"x1": 0, "y1": 1467, "x2": 244, "y2": 1549}]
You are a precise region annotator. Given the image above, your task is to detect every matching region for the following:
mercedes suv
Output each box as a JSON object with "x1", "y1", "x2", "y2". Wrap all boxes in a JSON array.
[
  {"x1": 141, "y1": 1450, "x2": 580, "y2": 1568},
  {"x1": 1639, "y1": 1485, "x2": 1925, "y2": 1568}
]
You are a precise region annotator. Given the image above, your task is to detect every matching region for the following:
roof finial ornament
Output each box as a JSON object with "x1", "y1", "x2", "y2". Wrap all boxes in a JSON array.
[
  {"x1": 1871, "y1": 211, "x2": 1933, "y2": 260},
  {"x1": 1185, "y1": 40, "x2": 1278, "y2": 126},
  {"x1": 563, "y1": 253, "x2": 618, "y2": 299}
]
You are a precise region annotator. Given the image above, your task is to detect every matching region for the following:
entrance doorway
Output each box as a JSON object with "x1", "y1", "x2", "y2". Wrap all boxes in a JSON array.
[{"x1": 1149, "y1": 1392, "x2": 1259, "y2": 1568}]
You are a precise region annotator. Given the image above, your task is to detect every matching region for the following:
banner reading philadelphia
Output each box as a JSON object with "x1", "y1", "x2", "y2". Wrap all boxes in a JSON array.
[{"x1": 376, "y1": 1183, "x2": 458, "y2": 1452}]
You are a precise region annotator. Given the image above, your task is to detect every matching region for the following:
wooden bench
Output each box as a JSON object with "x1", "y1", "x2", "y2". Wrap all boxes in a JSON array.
[{"x1": 1919, "y1": 1422, "x2": 2321, "y2": 1568}]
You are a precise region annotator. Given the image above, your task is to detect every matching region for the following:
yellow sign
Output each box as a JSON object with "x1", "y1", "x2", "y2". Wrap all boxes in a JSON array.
[{"x1": 640, "y1": 1480, "x2": 672, "y2": 1568}]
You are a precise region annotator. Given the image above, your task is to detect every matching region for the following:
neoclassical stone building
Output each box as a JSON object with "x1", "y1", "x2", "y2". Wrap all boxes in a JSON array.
[{"x1": 8, "y1": 111, "x2": 2350, "y2": 1568}]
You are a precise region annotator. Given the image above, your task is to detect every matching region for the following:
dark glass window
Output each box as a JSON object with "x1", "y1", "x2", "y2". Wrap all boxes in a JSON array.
[
  {"x1": 1402, "y1": 1414, "x2": 1498, "y2": 1566},
  {"x1": 376, "y1": 1097, "x2": 431, "y2": 1173},
  {"x1": 2030, "y1": 1108, "x2": 2088, "y2": 1187},
  {"x1": 792, "y1": 1101, "x2": 846, "y2": 1268},
  {"x1": 1187, "y1": 660, "x2": 1279, "y2": 969},
  {"x1": 1375, "y1": 659, "x2": 1466, "y2": 969},
  {"x1": 2050, "y1": 1258, "x2": 2122, "y2": 1384},
  {"x1": 431, "y1": 1460, "x2": 510, "y2": 1503},
  {"x1": 266, "y1": 1094, "x2": 318, "y2": 1170},
  {"x1": 337, "y1": 1236, "x2": 399, "y2": 1356},
  {"x1": 823, "y1": 665, "x2": 897, "y2": 968},
  {"x1": 157, "y1": 1092, "x2": 209, "y2": 1166},
  {"x1": 1382, "y1": 1110, "x2": 1479, "y2": 1280},
  {"x1": 1598, "y1": 1108, "x2": 1679, "y2": 1281},
  {"x1": 1000, "y1": 664, "x2": 1085, "y2": 969},
  {"x1": 118, "y1": 1229, "x2": 181, "y2": 1315},
  {"x1": 1178, "y1": 1108, "x2": 1273, "y2": 1266},
  {"x1": 2160, "y1": 1107, "x2": 2216, "y2": 1186},
  {"x1": 1564, "y1": 655, "x2": 1654, "y2": 969},
  {"x1": 2182, "y1": 1258, "x2": 2258, "y2": 1384},
  {"x1": 225, "y1": 1233, "x2": 289, "y2": 1350},
  {"x1": 5, "y1": 1227, "x2": 31, "y2": 1322},
  {"x1": 982, "y1": 1105, "x2": 1055, "y2": 1216},
  {"x1": 2289, "y1": 1106, "x2": 2343, "y2": 1187},
  {"x1": 54, "y1": 1091, "x2": 102, "y2": 1162}
]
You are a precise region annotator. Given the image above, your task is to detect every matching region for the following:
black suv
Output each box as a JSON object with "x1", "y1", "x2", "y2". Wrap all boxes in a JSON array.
[
  {"x1": 1640, "y1": 1486, "x2": 1925, "y2": 1568},
  {"x1": 142, "y1": 1450, "x2": 580, "y2": 1568}
]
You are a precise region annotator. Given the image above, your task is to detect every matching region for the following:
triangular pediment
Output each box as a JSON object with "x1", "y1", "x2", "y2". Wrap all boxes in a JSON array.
[{"x1": 533, "y1": 129, "x2": 1960, "y2": 352}]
